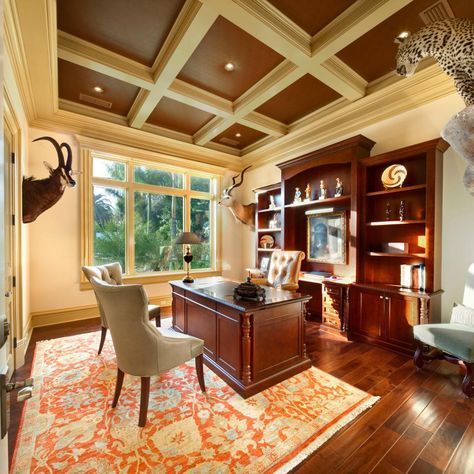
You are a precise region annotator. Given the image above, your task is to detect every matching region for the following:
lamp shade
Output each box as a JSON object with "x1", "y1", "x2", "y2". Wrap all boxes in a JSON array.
[{"x1": 174, "y1": 232, "x2": 202, "y2": 245}]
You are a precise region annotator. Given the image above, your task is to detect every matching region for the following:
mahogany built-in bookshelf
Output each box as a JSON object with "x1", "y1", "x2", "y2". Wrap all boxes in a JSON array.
[{"x1": 350, "y1": 138, "x2": 448, "y2": 354}]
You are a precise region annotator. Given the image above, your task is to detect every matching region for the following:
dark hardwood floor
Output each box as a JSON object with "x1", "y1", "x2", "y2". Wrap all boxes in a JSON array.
[{"x1": 8, "y1": 312, "x2": 473, "y2": 473}]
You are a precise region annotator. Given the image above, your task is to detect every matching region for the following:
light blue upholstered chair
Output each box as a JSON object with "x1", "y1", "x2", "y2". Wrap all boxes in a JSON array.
[{"x1": 413, "y1": 263, "x2": 474, "y2": 397}]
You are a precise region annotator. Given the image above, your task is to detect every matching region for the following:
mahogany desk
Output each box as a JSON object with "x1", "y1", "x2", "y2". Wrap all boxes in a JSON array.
[{"x1": 170, "y1": 277, "x2": 311, "y2": 398}]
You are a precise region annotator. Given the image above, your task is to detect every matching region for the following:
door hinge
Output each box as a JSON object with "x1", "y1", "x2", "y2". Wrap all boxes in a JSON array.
[
  {"x1": 13, "y1": 337, "x2": 17, "y2": 349},
  {"x1": 11, "y1": 152, "x2": 15, "y2": 164},
  {"x1": 12, "y1": 214, "x2": 15, "y2": 226},
  {"x1": 12, "y1": 276, "x2": 16, "y2": 288}
]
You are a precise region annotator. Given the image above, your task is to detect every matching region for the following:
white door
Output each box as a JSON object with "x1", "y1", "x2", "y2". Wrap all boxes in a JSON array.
[
  {"x1": 1, "y1": 100, "x2": 9, "y2": 474},
  {"x1": 3, "y1": 131, "x2": 15, "y2": 378}
]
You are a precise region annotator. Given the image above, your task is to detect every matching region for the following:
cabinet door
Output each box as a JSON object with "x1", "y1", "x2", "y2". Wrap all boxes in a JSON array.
[
  {"x1": 386, "y1": 294, "x2": 418, "y2": 350},
  {"x1": 353, "y1": 289, "x2": 385, "y2": 338}
]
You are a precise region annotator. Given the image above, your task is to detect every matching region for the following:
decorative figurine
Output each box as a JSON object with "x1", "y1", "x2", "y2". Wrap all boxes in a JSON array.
[
  {"x1": 385, "y1": 202, "x2": 392, "y2": 221},
  {"x1": 399, "y1": 200, "x2": 406, "y2": 221},
  {"x1": 269, "y1": 195, "x2": 276, "y2": 210},
  {"x1": 318, "y1": 180, "x2": 328, "y2": 200},
  {"x1": 304, "y1": 183, "x2": 312, "y2": 202},
  {"x1": 268, "y1": 214, "x2": 279, "y2": 229},
  {"x1": 334, "y1": 178, "x2": 343, "y2": 197},
  {"x1": 293, "y1": 187, "x2": 302, "y2": 204}
]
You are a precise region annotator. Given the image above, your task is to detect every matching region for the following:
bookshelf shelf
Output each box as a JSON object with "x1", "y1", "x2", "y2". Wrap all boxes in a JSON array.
[
  {"x1": 365, "y1": 184, "x2": 426, "y2": 197},
  {"x1": 258, "y1": 207, "x2": 281, "y2": 213},
  {"x1": 366, "y1": 220, "x2": 425, "y2": 226},
  {"x1": 257, "y1": 248, "x2": 277, "y2": 252},
  {"x1": 257, "y1": 228, "x2": 281, "y2": 232},
  {"x1": 366, "y1": 252, "x2": 427, "y2": 258},
  {"x1": 284, "y1": 195, "x2": 350, "y2": 208}
]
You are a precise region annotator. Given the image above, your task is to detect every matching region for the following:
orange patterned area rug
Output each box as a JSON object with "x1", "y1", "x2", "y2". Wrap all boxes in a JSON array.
[{"x1": 12, "y1": 330, "x2": 378, "y2": 473}]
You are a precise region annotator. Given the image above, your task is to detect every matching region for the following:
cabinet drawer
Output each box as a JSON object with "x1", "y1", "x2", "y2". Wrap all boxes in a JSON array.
[
  {"x1": 324, "y1": 296, "x2": 341, "y2": 308},
  {"x1": 322, "y1": 315, "x2": 342, "y2": 330},
  {"x1": 323, "y1": 305, "x2": 340, "y2": 318},
  {"x1": 324, "y1": 285, "x2": 342, "y2": 297}
]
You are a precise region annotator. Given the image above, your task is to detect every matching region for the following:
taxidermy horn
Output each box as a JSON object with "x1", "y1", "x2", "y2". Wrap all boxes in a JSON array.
[
  {"x1": 218, "y1": 166, "x2": 256, "y2": 230},
  {"x1": 22, "y1": 136, "x2": 77, "y2": 223}
]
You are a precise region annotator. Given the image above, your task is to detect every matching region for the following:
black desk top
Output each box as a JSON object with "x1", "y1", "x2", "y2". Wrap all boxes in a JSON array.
[{"x1": 169, "y1": 277, "x2": 311, "y2": 312}]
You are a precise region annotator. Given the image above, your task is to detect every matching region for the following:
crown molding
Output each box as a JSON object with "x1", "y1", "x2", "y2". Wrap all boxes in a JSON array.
[
  {"x1": 57, "y1": 30, "x2": 154, "y2": 89},
  {"x1": 129, "y1": 0, "x2": 218, "y2": 128},
  {"x1": 74, "y1": 134, "x2": 231, "y2": 175},
  {"x1": 4, "y1": 0, "x2": 36, "y2": 121},
  {"x1": 242, "y1": 65, "x2": 455, "y2": 168},
  {"x1": 204, "y1": 141, "x2": 241, "y2": 156},
  {"x1": 30, "y1": 108, "x2": 241, "y2": 171}
]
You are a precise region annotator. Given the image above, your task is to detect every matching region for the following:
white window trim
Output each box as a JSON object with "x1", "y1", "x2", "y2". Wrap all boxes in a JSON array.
[{"x1": 79, "y1": 139, "x2": 224, "y2": 288}]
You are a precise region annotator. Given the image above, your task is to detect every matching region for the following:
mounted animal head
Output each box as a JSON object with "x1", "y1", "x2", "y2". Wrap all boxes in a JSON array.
[
  {"x1": 36, "y1": 136, "x2": 77, "y2": 188},
  {"x1": 22, "y1": 136, "x2": 77, "y2": 223},
  {"x1": 218, "y1": 166, "x2": 256, "y2": 230}
]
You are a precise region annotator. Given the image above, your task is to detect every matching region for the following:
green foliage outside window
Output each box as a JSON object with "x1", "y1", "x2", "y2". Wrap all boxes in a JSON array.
[{"x1": 91, "y1": 158, "x2": 215, "y2": 275}]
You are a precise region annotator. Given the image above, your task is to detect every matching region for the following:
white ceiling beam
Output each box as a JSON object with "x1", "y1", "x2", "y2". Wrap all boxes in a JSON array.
[
  {"x1": 57, "y1": 31, "x2": 154, "y2": 89},
  {"x1": 194, "y1": 61, "x2": 303, "y2": 144},
  {"x1": 128, "y1": 0, "x2": 219, "y2": 129},
  {"x1": 311, "y1": 0, "x2": 414, "y2": 62},
  {"x1": 239, "y1": 112, "x2": 287, "y2": 137}
]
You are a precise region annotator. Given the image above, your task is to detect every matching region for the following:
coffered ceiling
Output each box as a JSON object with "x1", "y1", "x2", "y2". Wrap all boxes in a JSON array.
[{"x1": 7, "y1": 0, "x2": 472, "y2": 169}]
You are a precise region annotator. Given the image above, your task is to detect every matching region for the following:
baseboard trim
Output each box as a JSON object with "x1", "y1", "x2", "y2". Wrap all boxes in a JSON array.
[{"x1": 30, "y1": 293, "x2": 172, "y2": 328}]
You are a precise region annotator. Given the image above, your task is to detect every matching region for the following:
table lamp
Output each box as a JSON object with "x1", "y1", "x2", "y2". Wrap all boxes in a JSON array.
[{"x1": 175, "y1": 232, "x2": 202, "y2": 283}]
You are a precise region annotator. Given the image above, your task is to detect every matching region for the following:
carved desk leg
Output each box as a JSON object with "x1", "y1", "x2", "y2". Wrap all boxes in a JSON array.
[
  {"x1": 420, "y1": 298, "x2": 429, "y2": 325},
  {"x1": 303, "y1": 301, "x2": 308, "y2": 358},
  {"x1": 241, "y1": 313, "x2": 252, "y2": 385}
]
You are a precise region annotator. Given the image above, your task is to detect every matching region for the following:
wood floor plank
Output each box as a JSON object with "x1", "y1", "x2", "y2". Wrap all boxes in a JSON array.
[
  {"x1": 445, "y1": 418, "x2": 474, "y2": 474},
  {"x1": 379, "y1": 424, "x2": 432, "y2": 473},
  {"x1": 411, "y1": 404, "x2": 473, "y2": 472},
  {"x1": 414, "y1": 394, "x2": 457, "y2": 433}
]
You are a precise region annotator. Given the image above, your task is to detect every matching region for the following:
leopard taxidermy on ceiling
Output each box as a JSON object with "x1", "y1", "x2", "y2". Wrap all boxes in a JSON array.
[{"x1": 395, "y1": 18, "x2": 474, "y2": 106}]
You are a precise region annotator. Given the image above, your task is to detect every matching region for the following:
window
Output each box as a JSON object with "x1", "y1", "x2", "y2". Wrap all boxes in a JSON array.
[{"x1": 83, "y1": 151, "x2": 219, "y2": 282}]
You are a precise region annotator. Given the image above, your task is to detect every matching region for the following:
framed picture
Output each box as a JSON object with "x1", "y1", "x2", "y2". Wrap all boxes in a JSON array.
[
  {"x1": 260, "y1": 256, "x2": 270, "y2": 272},
  {"x1": 307, "y1": 211, "x2": 347, "y2": 264}
]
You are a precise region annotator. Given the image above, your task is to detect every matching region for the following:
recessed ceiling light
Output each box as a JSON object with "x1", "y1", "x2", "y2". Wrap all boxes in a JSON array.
[
  {"x1": 93, "y1": 86, "x2": 104, "y2": 93},
  {"x1": 235, "y1": 132, "x2": 241, "y2": 138},
  {"x1": 397, "y1": 31, "x2": 410, "y2": 39},
  {"x1": 224, "y1": 62, "x2": 235, "y2": 72}
]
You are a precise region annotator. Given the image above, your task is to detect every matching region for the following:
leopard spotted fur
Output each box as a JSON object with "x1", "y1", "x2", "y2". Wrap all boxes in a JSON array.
[{"x1": 396, "y1": 18, "x2": 474, "y2": 106}]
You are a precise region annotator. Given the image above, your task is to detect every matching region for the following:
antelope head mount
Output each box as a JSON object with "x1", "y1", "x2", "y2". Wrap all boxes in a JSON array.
[
  {"x1": 22, "y1": 136, "x2": 77, "y2": 223},
  {"x1": 218, "y1": 166, "x2": 256, "y2": 230}
]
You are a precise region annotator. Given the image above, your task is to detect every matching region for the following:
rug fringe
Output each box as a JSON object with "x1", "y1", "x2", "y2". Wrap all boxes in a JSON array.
[{"x1": 274, "y1": 395, "x2": 380, "y2": 474}]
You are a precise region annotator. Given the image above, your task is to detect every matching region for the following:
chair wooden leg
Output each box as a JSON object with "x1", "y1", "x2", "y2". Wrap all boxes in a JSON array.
[
  {"x1": 112, "y1": 368, "x2": 124, "y2": 408},
  {"x1": 414, "y1": 340, "x2": 425, "y2": 370},
  {"x1": 98, "y1": 326, "x2": 107, "y2": 355},
  {"x1": 155, "y1": 309, "x2": 161, "y2": 328},
  {"x1": 139, "y1": 377, "x2": 150, "y2": 427},
  {"x1": 195, "y1": 354, "x2": 206, "y2": 393},
  {"x1": 461, "y1": 361, "x2": 474, "y2": 398}
]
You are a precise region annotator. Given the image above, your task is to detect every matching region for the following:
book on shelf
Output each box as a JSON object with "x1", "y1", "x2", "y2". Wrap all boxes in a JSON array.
[{"x1": 400, "y1": 264, "x2": 425, "y2": 291}]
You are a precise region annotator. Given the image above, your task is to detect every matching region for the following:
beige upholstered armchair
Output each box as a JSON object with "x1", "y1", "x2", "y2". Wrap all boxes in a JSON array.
[
  {"x1": 414, "y1": 263, "x2": 474, "y2": 397},
  {"x1": 82, "y1": 262, "x2": 161, "y2": 354},
  {"x1": 252, "y1": 250, "x2": 305, "y2": 291},
  {"x1": 90, "y1": 277, "x2": 205, "y2": 427}
]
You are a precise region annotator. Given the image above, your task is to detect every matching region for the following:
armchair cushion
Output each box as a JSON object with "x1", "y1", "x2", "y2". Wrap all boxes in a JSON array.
[
  {"x1": 451, "y1": 303, "x2": 474, "y2": 326},
  {"x1": 414, "y1": 323, "x2": 474, "y2": 362}
]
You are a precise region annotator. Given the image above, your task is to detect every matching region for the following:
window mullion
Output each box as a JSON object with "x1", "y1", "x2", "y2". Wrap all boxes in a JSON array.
[{"x1": 128, "y1": 161, "x2": 135, "y2": 276}]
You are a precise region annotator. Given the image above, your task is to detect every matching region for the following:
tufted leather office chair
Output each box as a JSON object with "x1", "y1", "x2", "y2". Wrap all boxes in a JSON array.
[
  {"x1": 252, "y1": 250, "x2": 305, "y2": 291},
  {"x1": 90, "y1": 277, "x2": 205, "y2": 427},
  {"x1": 82, "y1": 262, "x2": 161, "y2": 354}
]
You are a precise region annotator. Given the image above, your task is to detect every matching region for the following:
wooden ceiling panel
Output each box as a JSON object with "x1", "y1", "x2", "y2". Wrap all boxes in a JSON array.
[
  {"x1": 266, "y1": 0, "x2": 358, "y2": 36},
  {"x1": 147, "y1": 97, "x2": 215, "y2": 135},
  {"x1": 213, "y1": 124, "x2": 267, "y2": 150},
  {"x1": 58, "y1": 59, "x2": 139, "y2": 116},
  {"x1": 177, "y1": 16, "x2": 284, "y2": 101},
  {"x1": 256, "y1": 74, "x2": 341, "y2": 125},
  {"x1": 57, "y1": 0, "x2": 185, "y2": 66},
  {"x1": 336, "y1": 0, "x2": 472, "y2": 82}
]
